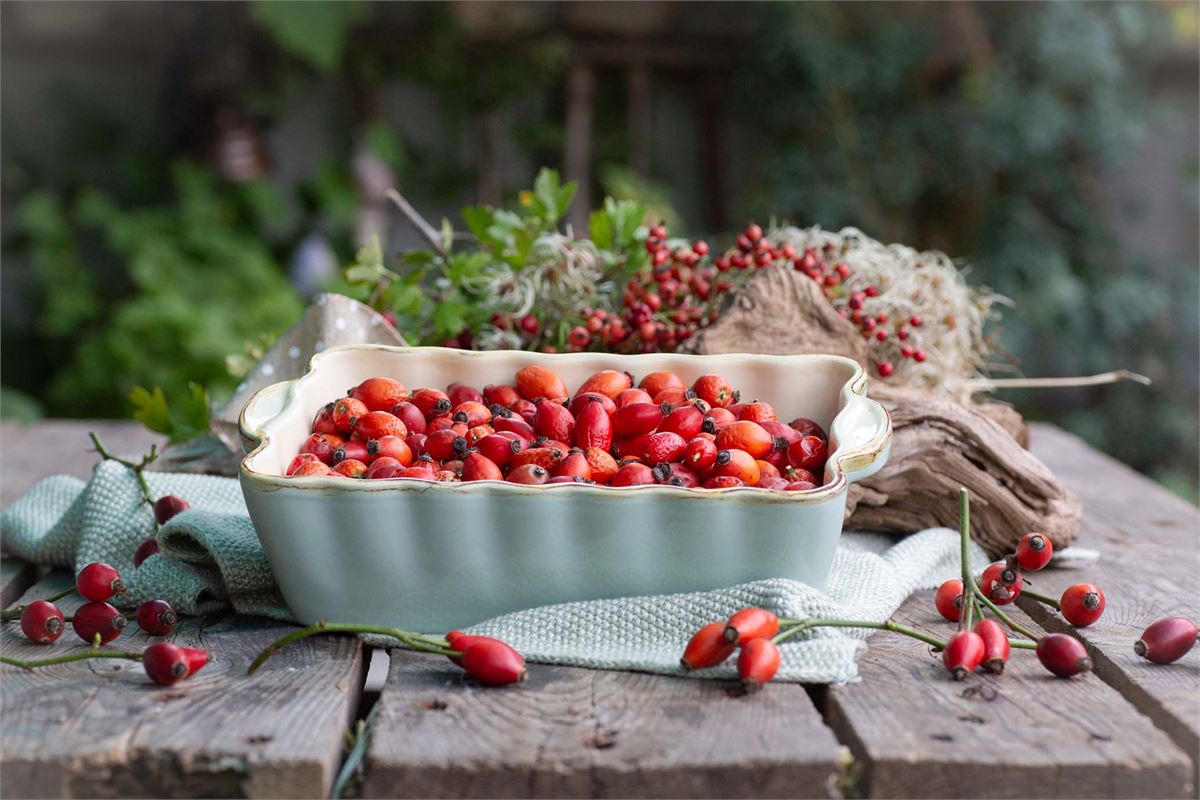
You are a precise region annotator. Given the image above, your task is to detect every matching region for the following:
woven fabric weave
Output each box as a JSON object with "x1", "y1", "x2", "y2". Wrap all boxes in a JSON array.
[{"x1": 1, "y1": 462, "x2": 985, "y2": 683}]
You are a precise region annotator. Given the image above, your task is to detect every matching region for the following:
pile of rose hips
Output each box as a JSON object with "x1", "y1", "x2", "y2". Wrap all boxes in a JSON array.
[
  {"x1": 288, "y1": 368, "x2": 830, "y2": 491},
  {"x1": 680, "y1": 490, "x2": 1198, "y2": 692},
  {"x1": 2, "y1": 560, "x2": 208, "y2": 687}
]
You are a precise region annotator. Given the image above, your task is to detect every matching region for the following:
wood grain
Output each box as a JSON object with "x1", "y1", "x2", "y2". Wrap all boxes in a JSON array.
[
  {"x1": 1, "y1": 572, "x2": 365, "y2": 799},
  {"x1": 825, "y1": 590, "x2": 1193, "y2": 798},
  {"x1": 1025, "y1": 423, "x2": 1200, "y2": 791},
  {"x1": 1, "y1": 556, "x2": 38, "y2": 607},
  {"x1": 363, "y1": 652, "x2": 844, "y2": 799}
]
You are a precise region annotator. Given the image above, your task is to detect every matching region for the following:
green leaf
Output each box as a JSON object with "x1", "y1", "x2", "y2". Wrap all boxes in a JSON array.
[
  {"x1": 588, "y1": 208, "x2": 614, "y2": 250},
  {"x1": 461, "y1": 206, "x2": 497, "y2": 244},
  {"x1": 130, "y1": 386, "x2": 173, "y2": 435},
  {"x1": 249, "y1": 1, "x2": 370, "y2": 73},
  {"x1": 530, "y1": 167, "x2": 576, "y2": 224},
  {"x1": 432, "y1": 301, "x2": 468, "y2": 337}
]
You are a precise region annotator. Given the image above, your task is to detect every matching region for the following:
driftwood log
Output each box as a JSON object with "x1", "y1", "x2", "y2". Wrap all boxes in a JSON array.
[{"x1": 693, "y1": 268, "x2": 1081, "y2": 556}]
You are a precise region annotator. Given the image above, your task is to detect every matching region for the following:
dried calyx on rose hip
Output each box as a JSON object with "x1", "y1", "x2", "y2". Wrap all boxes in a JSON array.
[
  {"x1": 287, "y1": 368, "x2": 831, "y2": 493},
  {"x1": 20, "y1": 600, "x2": 66, "y2": 644},
  {"x1": 76, "y1": 562, "x2": 126, "y2": 602}
]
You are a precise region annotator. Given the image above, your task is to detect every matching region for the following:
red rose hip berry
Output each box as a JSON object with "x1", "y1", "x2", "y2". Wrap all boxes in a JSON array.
[
  {"x1": 974, "y1": 619, "x2": 1010, "y2": 674},
  {"x1": 737, "y1": 637, "x2": 781, "y2": 692},
  {"x1": 133, "y1": 537, "x2": 160, "y2": 567},
  {"x1": 460, "y1": 638, "x2": 527, "y2": 685},
  {"x1": 77, "y1": 562, "x2": 126, "y2": 601},
  {"x1": 136, "y1": 599, "x2": 178, "y2": 635},
  {"x1": 1135, "y1": 617, "x2": 1198, "y2": 664},
  {"x1": 143, "y1": 642, "x2": 209, "y2": 686},
  {"x1": 350, "y1": 377, "x2": 409, "y2": 411},
  {"x1": 942, "y1": 630, "x2": 985, "y2": 680},
  {"x1": 1036, "y1": 633, "x2": 1092, "y2": 677},
  {"x1": 153, "y1": 495, "x2": 191, "y2": 525},
  {"x1": 72, "y1": 601, "x2": 127, "y2": 644},
  {"x1": 723, "y1": 608, "x2": 780, "y2": 645},
  {"x1": 1060, "y1": 583, "x2": 1105, "y2": 627},
  {"x1": 1015, "y1": 532, "x2": 1053, "y2": 571},
  {"x1": 20, "y1": 600, "x2": 65, "y2": 644},
  {"x1": 681, "y1": 622, "x2": 736, "y2": 670},
  {"x1": 934, "y1": 579, "x2": 965, "y2": 622},
  {"x1": 787, "y1": 435, "x2": 828, "y2": 475}
]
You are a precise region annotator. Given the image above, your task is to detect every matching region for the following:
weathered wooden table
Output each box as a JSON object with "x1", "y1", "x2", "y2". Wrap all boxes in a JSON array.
[{"x1": 1, "y1": 421, "x2": 1197, "y2": 798}]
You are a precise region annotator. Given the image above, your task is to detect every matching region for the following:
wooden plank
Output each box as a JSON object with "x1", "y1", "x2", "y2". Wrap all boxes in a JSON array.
[
  {"x1": 2, "y1": 572, "x2": 364, "y2": 798},
  {"x1": 1, "y1": 420, "x2": 163, "y2": 506},
  {"x1": 1, "y1": 556, "x2": 37, "y2": 607},
  {"x1": 363, "y1": 652, "x2": 843, "y2": 799},
  {"x1": 825, "y1": 590, "x2": 1193, "y2": 798},
  {"x1": 1025, "y1": 423, "x2": 1200, "y2": 789}
]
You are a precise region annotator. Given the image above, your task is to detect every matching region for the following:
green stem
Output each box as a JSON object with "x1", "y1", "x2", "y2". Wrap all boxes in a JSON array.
[
  {"x1": 90, "y1": 431, "x2": 158, "y2": 509},
  {"x1": 773, "y1": 618, "x2": 948, "y2": 651},
  {"x1": 1009, "y1": 640, "x2": 1037, "y2": 650},
  {"x1": 1020, "y1": 588, "x2": 1061, "y2": 611},
  {"x1": 1, "y1": 587, "x2": 75, "y2": 621},
  {"x1": 973, "y1": 588, "x2": 1041, "y2": 641},
  {"x1": 247, "y1": 621, "x2": 461, "y2": 676},
  {"x1": 1, "y1": 650, "x2": 143, "y2": 669},
  {"x1": 959, "y1": 488, "x2": 974, "y2": 631}
]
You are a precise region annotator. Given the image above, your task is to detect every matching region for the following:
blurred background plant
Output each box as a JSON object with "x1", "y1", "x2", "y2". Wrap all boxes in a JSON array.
[{"x1": 1, "y1": 1, "x2": 1196, "y2": 497}]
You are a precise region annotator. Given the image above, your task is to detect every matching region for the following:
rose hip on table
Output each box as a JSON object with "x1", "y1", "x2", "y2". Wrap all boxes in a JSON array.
[{"x1": 286, "y1": 367, "x2": 832, "y2": 492}]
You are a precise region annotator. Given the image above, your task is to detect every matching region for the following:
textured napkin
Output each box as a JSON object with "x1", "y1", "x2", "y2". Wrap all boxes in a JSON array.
[{"x1": 1, "y1": 461, "x2": 986, "y2": 683}]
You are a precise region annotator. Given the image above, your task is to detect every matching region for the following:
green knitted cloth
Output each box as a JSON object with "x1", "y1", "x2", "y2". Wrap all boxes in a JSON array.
[{"x1": 1, "y1": 461, "x2": 983, "y2": 683}]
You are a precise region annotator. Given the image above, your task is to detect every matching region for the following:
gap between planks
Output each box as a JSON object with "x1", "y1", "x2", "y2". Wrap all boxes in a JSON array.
[{"x1": 1, "y1": 570, "x2": 366, "y2": 799}]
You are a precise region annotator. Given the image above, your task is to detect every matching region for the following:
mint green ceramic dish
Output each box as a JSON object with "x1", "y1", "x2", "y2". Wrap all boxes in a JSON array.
[{"x1": 239, "y1": 346, "x2": 890, "y2": 631}]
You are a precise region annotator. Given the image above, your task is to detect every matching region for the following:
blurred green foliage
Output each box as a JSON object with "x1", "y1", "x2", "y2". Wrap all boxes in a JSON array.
[{"x1": 737, "y1": 2, "x2": 1196, "y2": 495}]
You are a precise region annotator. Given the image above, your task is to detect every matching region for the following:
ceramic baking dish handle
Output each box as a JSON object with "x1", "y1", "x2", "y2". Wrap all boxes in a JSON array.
[
  {"x1": 833, "y1": 393, "x2": 892, "y2": 484},
  {"x1": 239, "y1": 380, "x2": 296, "y2": 454}
]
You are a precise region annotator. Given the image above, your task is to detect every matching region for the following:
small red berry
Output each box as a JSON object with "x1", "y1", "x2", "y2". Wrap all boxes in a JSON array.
[
  {"x1": 909, "y1": 315, "x2": 922, "y2": 326},
  {"x1": 737, "y1": 637, "x2": 781, "y2": 692},
  {"x1": 460, "y1": 638, "x2": 526, "y2": 685},
  {"x1": 1036, "y1": 633, "x2": 1092, "y2": 677},
  {"x1": 1060, "y1": 583, "x2": 1105, "y2": 627},
  {"x1": 135, "y1": 599, "x2": 178, "y2": 635},
  {"x1": 975, "y1": 619, "x2": 1010, "y2": 674},
  {"x1": 143, "y1": 642, "x2": 209, "y2": 686},
  {"x1": 942, "y1": 630, "x2": 985, "y2": 680},
  {"x1": 1135, "y1": 617, "x2": 1198, "y2": 664},
  {"x1": 692, "y1": 240, "x2": 709, "y2": 256},
  {"x1": 745, "y1": 223, "x2": 763, "y2": 242},
  {"x1": 519, "y1": 314, "x2": 540, "y2": 334},
  {"x1": 133, "y1": 537, "x2": 160, "y2": 567},
  {"x1": 877, "y1": 362, "x2": 895, "y2": 377},
  {"x1": 681, "y1": 622, "x2": 736, "y2": 670},
  {"x1": 72, "y1": 601, "x2": 127, "y2": 644},
  {"x1": 934, "y1": 579, "x2": 964, "y2": 621},
  {"x1": 723, "y1": 608, "x2": 780, "y2": 645},
  {"x1": 153, "y1": 495, "x2": 191, "y2": 525},
  {"x1": 20, "y1": 600, "x2": 65, "y2": 644},
  {"x1": 77, "y1": 562, "x2": 126, "y2": 601},
  {"x1": 913, "y1": 349, "x2": 927, "y2": 363},
  {"x1": 979, "y1": 563, "x2": 1020, "y2": 605},
  {"x1": 1015, "y1": 532, "x2": 1053, "y2": 571}
]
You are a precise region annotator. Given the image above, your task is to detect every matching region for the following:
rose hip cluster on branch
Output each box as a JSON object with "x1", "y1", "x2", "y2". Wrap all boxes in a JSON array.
[{"x1": 289, "y1": 368, "x2": 830, "y2": 491}]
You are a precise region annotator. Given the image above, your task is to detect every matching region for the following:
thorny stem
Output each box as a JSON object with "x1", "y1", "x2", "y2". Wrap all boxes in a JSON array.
[
  {"x1": 1, "y1": 587, "x2": 75, "y2": 621},
  {"x1": 1020, "y1": 588, "x2": 1062, "y2": 611},
  {"x1": 248, "y1": 621, "x2": 461, "y2": 676},
  {"x1": 89, "y1": 431, "x2": 158, "y2": 510},
  {"x1": 959, "y1": 488, "x2": 974, "y2": 631},
  {"x1": 1, "y1": 650, "x2": 143, "y2": 669}
]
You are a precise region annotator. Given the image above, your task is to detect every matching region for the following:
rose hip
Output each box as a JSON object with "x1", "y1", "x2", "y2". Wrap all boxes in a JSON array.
[
  {"x1": 331, "y1": 397, "x2": 368, "y2": 434},
  {"x1": 935, "y1": 579, "x2": 964, "y2": 621},
  {"x1": 659, "y1": 405, "x2": 705, "y2": 440},
  {"x1": 684, "y1": 437, "x2": 719, "y2": 472},
  {"x1": 446, "y1": 382, "x2": 484, "y2": 407},
  {"x1": 615, "y1": 388, "x2": 654, "y2": 408},
  {"x1": 451, "y1": 401, "x2": 492, "y2": 428},
  {"x1": 724, "y1": 608, "x2": 780, "y2": 645},
  {"x1": 716, "y1": 421, "x2": 774, "y2": 459},
  {"x1": 692, "y1": 374, "x2": 734, "y2": 408},
  {"x1": 334, "y1": 459, "x2": 369, "y2": 478},
  {"x1": 462, "y1": 452, "x2": 504, "y2": 482},
  {"x1": 738, "y1": 402, "x2": 778, "y2": 424},
  {"x1": 569, "y1": 391, "x2": 616, "y2": 417},
  {"x1": 483, "y1": 384, "x2": 521, "y2": 408},
  {"x1": 515, "y1": 365, "x2": 568, "y2": 402},
  {"x1": 424, "y1": 429, "x2": 470, "y2": 462},
  {"x1": 136, "y1": 599, "x2": 178, "y2": 635},
  {"x1": 584, "y1": 448, "x2": 619, "y2": 484},
  {"x1": 789, "y1": 417, "x2": 827, "y2": 441},
  {"x1": 681, "y1": 622, "x2": 736, "y2": 670},
  {"x1": 573, "y1": 399, "x2": 612, "y2": 451},
  {"x1": 652, "y1": 462, "x2": 699, "y2": 487},
  {"x1": 577, "y1": 369, "x2": 633, "y2": 399},
  {"x1": 291, "y1": 460, "x2": 335, "y2": 477},
  {"x1": 703, "y1": 407, "x2": 737, "y2": 432},
  {"x1": 312, "y1": 403, "x2": 339, "y2": 435},
  {"x1": 711, "y1": 449, "x2": 760, "y2": 485},
  {"x1": 612, "y1": 402, "x2": 666, "y2": 437},
  {"x1": 300, "y1": 432, "x2": 343, "y2": 465},
  {"x1": 72, "y1": 601, "x2": 126, "y2": 644},
  {"x1": 391, "y1": 401, "x2": 427, "y2": 435},
  {"x1": 1015, "y1": 532, "x2": 1053, "y2": 571},
  {"x1": 533, "y1": 399, "x2": 575, "y2": 443},
  {"x1": 1037, "y1": 633, "x2": 1092, "y2": 677},
  {"x1": 643, "y1": 431, "x2": 687, "y2": 464},
  {"x1": 143, "y1": 642, "x2": 209, "y2": 686},
  {"x1": 460, "y1": 638, "x2": 526, "y2": 685},
  {"x1": 552, "y1": 450, "x2": 592, "y2": 481},
  {"x1": 1060, "y1": 583, "x2": 1105, "y2": 627},
  {"x1": 787, "y1": 435, "x2": 828, "y2": 475},
  {"x1": 738, "y1": 638, "x2": 781, "y2": 692},
  {"x1": 333, "y1": 439, "x2": 370, "y2": 464},
  {"x1": 366, "y1": 457, "x2": 404, "y2": 479},
  {"x1": 611, "y1": 462, "x2": 656, "y2": 487},
  {"x1": 506, "y1": 464, "x2": 550, "y2": 485},
  {"x1": 351, "y1": 377, "x2": 409, "y2": 411},
  {"x1": 153, "y1": 495, "x2": 191, "y2": 525},
  {"x1": 368, "y1": 435, "x2": 413, "y2": 466},
  {"x1": 1135, "y1": 617, "x2": 1198, "y2": 664},
  {"x1": 77, "y1": 562, "x2": 126, "y2": 601},
  {"x1": 134, "y1": 537, "x2": 160, "y2": 567},
  {"x1": 352, "y1": 411, "x2": 408, "y2": 442},
  {"x1": 979, "y1": 563, "x2": 1021, "y2": 605},
  {"x1": 975, "y1": 619, "x2": 1010, "y2": 673},
  {"x1": 20, "y1": 600, "x2": 65, "y2": 644},
  {"x1": 703, "y1": 476, "x2": 745, "y2": 489},
  {"x1": 942, "y1": 630, "x2": 985, "y2": 680},
  {"x1": 639, "y1": 371, "x2": 685, "y2": 399},
  {"x1": 509, "y1": 446, "x2": 565, "y2": 471}
]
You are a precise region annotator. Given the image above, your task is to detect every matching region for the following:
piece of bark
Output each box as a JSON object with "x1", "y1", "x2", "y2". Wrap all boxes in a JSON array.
[
  {"x1": 874, "y1": 385, "x2": 1029, "y2": 448},
  {"x1": 689, "y1": 268, "x2": 869, "y2": 362},
  {"x1": 845, "y1": 397, "x2": 1082, "y2": 556}
]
